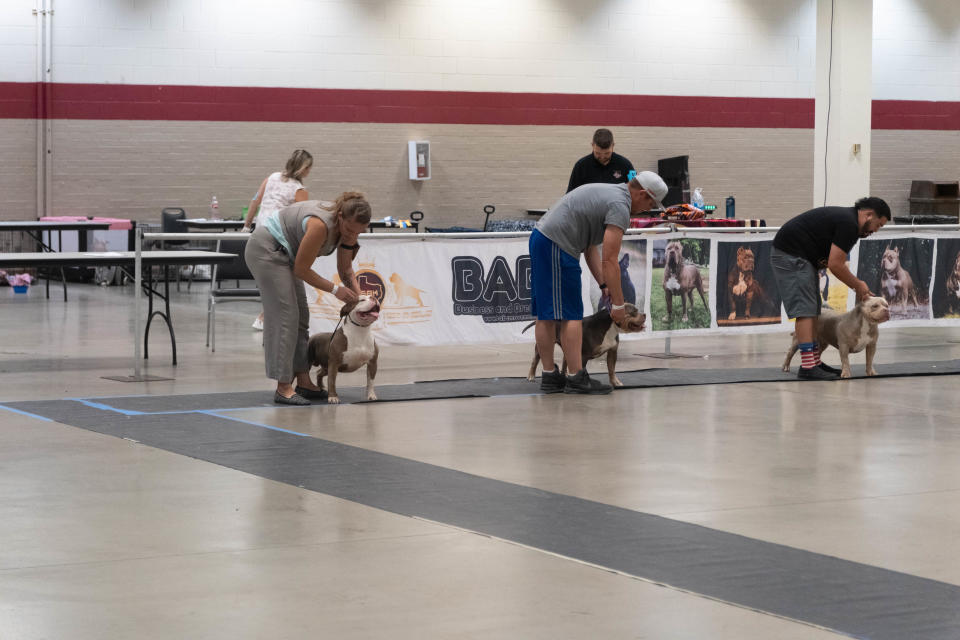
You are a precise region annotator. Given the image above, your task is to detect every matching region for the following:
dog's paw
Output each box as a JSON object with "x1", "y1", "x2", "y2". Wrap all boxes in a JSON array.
[
  {"x1": 727, "y1": 312, "x2": 736, "y2": 320},
  {"x1": 661, "y1": 315, "x2": 668, "y2": 322},
  {"x1": 866, "y1": 368, "x2": 877, "y2": 377},
  {"x1": 840, "y1": 369, "x2": 852, "y2": 379},
  {"x1": 526, "y1": 374, "x2": 535, "y2": 382},
  {"x1": 782, "y1": 365, "x2": 790, "y2": 373},
  {"x1": 366, "y1": 391, "x2": 377, "y2": 401},
  {"x1": 681, "y1": 314, "x2": 689, "y2": 322},
  {"x1": 612, "y1": 376, "x2": 623, "y2": 387},
  {"x1": 327, "y1": 395, "x2": 340, "y2": 404}
]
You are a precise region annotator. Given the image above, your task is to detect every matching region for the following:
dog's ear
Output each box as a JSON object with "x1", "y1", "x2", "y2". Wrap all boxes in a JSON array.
[{"x1": 339, "y1": 300, "x2": 358, "y2": 317}]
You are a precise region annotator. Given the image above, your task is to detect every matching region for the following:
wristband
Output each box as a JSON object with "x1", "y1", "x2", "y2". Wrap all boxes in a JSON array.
[
  {"x1": 331, "y1": 284, "x2": 339, "y2": 296},
  {"x1": 340, "y1": 243, "x2": 360, "y2": 251},
  {"x1": 611, "y1": 303, "x2": 625, "y2": 311}
]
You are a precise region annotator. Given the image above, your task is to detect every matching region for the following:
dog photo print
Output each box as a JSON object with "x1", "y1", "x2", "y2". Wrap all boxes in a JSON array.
[
  {"x1": 931, "y1": 237, "x2": 960, "y2": 319},
  {"x1": 651, "y1": 237, "x2": 710, "y2": 331},
  {"x1": 715, "y1": 240, "x2": 782, "y2": 326},
  {"x1": 590, "y1": 238, "x2": 647, "y2": 317},
  {"x1": 856, "y1": 237, "x2": 933, "y2": 321},
  {"x1": 818, "y1": 264, "x2": 851, "y2": 312}
]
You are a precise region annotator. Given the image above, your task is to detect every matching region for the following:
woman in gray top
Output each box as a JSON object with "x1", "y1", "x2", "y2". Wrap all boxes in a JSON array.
[{"x1": 245, "y1": 192, "x2": 372, "y2": 405}]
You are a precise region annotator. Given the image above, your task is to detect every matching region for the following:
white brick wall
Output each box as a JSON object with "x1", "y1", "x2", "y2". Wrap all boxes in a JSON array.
[
  {"x1": 0, "y1": 0, "x2": 38, "y2": 82},
  {"x1": 2, "y1": 0, "x2": 818, "y2": 97},
  {"x1": 873, "y1": 0, "x2": 960, "y2": 101},
  {"x1": 3, "y1": 1, "x2": 958, "y2": 98}
]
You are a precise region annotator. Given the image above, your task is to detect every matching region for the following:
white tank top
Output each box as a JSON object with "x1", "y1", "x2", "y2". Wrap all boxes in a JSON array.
[{"x1": 258, "y1": 172, "x2": 304, "y2": 218}]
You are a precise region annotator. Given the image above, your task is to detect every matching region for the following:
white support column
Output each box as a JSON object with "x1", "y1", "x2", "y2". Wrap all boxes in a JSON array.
[{"x1": 814, "y1": 0, "x2": 873, "y2": 208}]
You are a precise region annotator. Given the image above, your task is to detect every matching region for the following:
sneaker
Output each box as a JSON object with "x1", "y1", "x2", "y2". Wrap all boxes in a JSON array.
[
  {"x1": 564, "y1": 369, "x2": 613, "y2": 395},
  {"x1": 274, "y1": 391, "x2": 310, "y2": 405},
  {"x1": 818, "y1": 362, "x2": 842, "y2": 375},
  {"x1": 797, "y1": 365, "x2": 839, "y2": 381},
  {"x1": 540, "y1": 366, "x2": 567, "y2": 394},
  {"x1": 252, "y1": 316, "x2": 264, "y2": 331}
]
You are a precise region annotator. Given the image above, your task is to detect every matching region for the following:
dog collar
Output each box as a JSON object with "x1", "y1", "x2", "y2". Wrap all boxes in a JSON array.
[{"x1": 347, "y1": 315, "x2": 367, "y2": 327}]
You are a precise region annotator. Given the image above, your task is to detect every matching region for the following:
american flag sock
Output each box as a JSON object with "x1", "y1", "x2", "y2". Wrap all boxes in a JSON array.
[{"x1": 799, "y1": 342, "x2": 817, "y2": 369}]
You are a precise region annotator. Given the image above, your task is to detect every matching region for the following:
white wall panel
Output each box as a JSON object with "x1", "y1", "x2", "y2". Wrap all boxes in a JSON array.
[{"x1": 0, "y1": 0, "x2": 957, "y2": 100}]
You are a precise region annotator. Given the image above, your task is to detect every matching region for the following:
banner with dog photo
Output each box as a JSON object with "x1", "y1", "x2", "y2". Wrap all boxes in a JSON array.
[
  {"x1": 714, "y1": 239, "x2": 784, "y2": 330},
  {"x1": 852, "y1": 235, "x2": 934, "y2": 323},
  {"x1": 648, "y1": 235, "x2": 712, "y2": 333},
  {"x1": 305, "y1": 236, "x2": 597, "y2": 346},
  {"x1": 929, "y1": 235, "x2": 960, "y2": 323},
  {"x1": 587, "y1": 237, "x2": 648, "y2": 325}
]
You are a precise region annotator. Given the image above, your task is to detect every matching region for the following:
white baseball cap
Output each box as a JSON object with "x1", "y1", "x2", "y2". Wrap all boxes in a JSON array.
[{"x1": 629, "y1": 170, "x2": 669, "y2": 210}]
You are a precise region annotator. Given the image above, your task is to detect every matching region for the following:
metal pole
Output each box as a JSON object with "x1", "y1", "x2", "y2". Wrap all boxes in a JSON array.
[{"x1": 134, "y1": 224, "x2": 142, "y2": 379}]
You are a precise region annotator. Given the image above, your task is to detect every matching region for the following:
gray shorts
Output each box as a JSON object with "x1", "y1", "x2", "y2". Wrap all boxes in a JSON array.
[{"x1": 770, "y1": 247, "x2": 821, "y2": 318}]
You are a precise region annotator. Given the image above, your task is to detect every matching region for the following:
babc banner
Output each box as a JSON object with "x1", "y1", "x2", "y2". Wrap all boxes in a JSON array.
[{"x1": 306, "y1": 237, "x2": 591, "y2": 345}]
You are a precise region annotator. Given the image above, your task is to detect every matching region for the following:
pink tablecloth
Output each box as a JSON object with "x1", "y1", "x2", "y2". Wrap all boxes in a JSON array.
[{"x1": 40, "y1": 216, "x2": 133, "y2": 230}]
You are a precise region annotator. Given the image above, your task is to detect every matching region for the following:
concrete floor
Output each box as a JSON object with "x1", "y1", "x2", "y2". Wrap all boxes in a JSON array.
[{"x1": 1, "y1": 281, "x2": 959, "y2": 639}]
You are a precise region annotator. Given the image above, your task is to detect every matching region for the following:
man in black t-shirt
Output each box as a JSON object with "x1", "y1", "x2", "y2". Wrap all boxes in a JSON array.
[
  {"x1": 771, "y1": 197, "x2": 890, "y2": 380},
  {"x1": 566, "y1": 128, "x2": 635, "y2": 193}
]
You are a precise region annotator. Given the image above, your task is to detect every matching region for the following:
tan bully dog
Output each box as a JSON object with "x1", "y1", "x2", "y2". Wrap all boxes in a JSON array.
[
  {"x1": 880, "y1": 246, "x2": 919, "y2": 307},
  {"x1": 946, "y1": 251, "x2": 960, "y2": 314},
  {"x1": 524, "y1": 304, "x2": 646, "y2": 387},
  {"x1": 782, "y1": 296, "x2": 890, "y2": 378},
  {"x1": 727, "y1": 246, "x2": 771, "y2": 320},
  {"x1": 307, "y1": 296, "x2": 381, "y2": 404},
  {"x1": 662, "y1": 241, "x2": 707, "y2": 323}
]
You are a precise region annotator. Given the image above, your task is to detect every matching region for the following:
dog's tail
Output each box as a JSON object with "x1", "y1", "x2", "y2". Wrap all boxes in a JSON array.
[{"x1": 521, "y1": 321, "x2": 535, "y2": 334}]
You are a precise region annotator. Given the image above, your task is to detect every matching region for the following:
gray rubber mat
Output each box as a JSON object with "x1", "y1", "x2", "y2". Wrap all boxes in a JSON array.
[
  {"x1": 85, "y1": 359, "x2": 960, "y2": 413},
  {"x1": 4, "y1": 397, "x2": 960, "y2": 640}
]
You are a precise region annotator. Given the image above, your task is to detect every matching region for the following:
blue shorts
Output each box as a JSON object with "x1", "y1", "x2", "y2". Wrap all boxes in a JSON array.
[{"x1": 529, "y1": 229, "x2": 583, "y2": 321}]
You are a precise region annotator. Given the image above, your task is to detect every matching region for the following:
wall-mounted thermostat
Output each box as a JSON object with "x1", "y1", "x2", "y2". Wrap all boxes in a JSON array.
[{"x1": 408, "y1": 141, "x2": 430, "y2": 180}]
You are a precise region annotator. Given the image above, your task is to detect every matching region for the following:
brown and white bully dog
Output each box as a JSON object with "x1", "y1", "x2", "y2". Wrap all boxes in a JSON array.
[
  {"x1": 880, "y1": 246, "x2": 919, "y2": 307},
  {"x1": 782, "y1": 296, "x2": 890, "y2": 378},
  {"x1": 524, "y1": 304, "x2": 646, "y2": 387},
  {"x1": 307, "y1": 295, "x2": 381, "y2": 404},
  {"x1": 727, "y1": 246, "x2": 771, "y2": 320},
  {"x1": 662, "y1": 240, "x2": 707, "y2": 322},
  {"x1": 945, "y1": 251, "x2": 960, "y2": 314}
]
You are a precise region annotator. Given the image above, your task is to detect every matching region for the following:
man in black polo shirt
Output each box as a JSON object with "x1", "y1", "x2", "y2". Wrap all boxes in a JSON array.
[
  {"x1": 771, "y1": 197, "x2": 891, "y2": 380},
  {"x1": 566, "y1": 128, "x2": 635, "y2": 193}
]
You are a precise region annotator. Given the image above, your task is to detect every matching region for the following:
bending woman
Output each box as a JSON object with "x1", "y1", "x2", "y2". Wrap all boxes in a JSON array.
[{"x1": 245, "y1": 192, "x2": 371, "y2": 405}]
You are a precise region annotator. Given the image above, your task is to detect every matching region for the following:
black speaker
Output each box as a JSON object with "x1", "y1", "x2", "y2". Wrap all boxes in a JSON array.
[{"x1": 657, "y1": 155, "x2": 689, "y2": 207}]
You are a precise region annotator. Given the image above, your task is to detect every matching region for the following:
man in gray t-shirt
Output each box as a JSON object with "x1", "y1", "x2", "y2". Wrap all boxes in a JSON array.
[{"x1": 529, "y1": 171, "x2": 668, "y2": 395}]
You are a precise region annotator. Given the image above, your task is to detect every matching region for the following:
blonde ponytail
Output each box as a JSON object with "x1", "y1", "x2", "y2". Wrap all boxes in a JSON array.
[{"x1": 282, "y1": 149, "x2": 313, "y2": 182}]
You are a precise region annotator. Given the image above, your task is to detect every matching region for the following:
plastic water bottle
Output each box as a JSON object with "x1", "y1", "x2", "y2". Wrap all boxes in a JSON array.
[
  {"x1": 209, "y1": 195, "x2": 220, "y2": 220},
  {"x1": 692, "y1": 187, "x2": 705, "y2": 210}
]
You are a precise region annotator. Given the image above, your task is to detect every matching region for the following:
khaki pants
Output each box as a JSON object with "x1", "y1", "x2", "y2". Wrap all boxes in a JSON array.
[{"x1": 244, "y1": 227, "x2": 310, "y2": 383}]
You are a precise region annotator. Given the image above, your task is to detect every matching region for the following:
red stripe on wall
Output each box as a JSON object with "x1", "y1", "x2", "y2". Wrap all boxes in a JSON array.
[{"x1": 1, "y1": 82, "x2": 958, "y2": 130}]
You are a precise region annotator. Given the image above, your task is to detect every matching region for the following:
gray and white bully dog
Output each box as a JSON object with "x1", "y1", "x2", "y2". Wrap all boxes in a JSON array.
[{"x1": 782, "y1": 296, "x2": 890, "y2": 378}]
